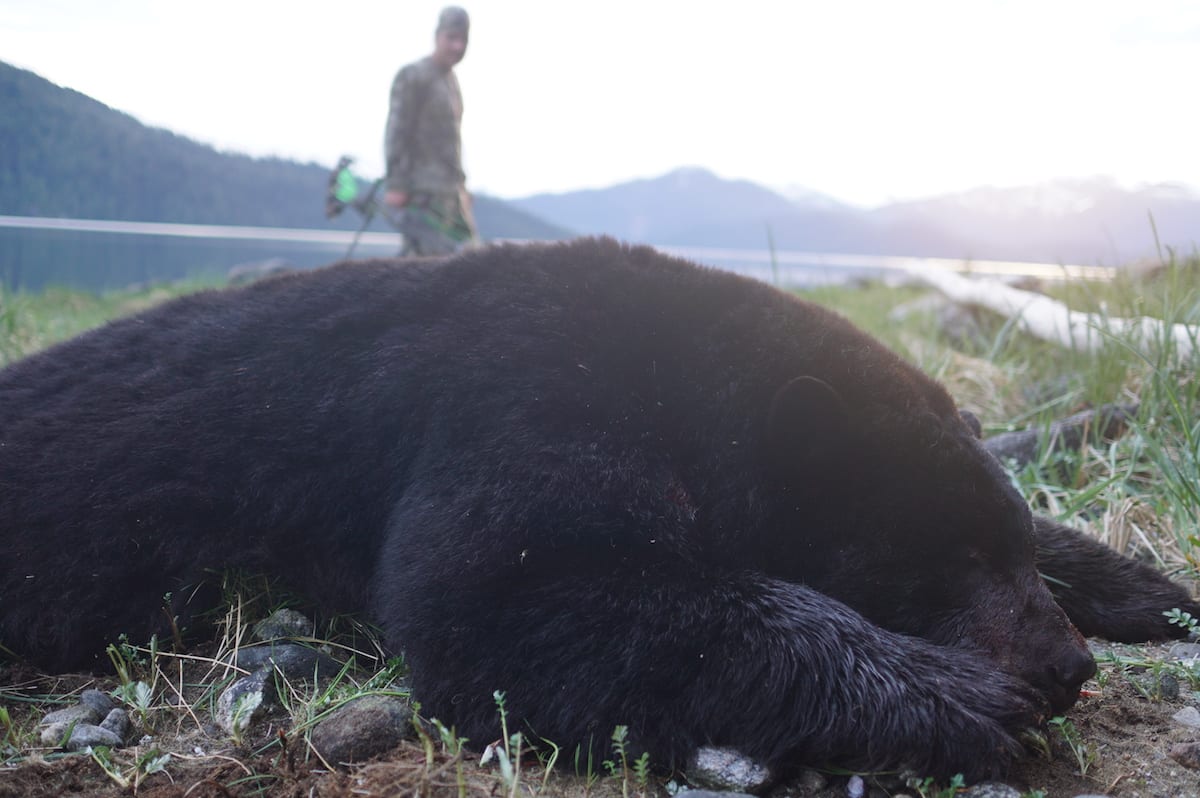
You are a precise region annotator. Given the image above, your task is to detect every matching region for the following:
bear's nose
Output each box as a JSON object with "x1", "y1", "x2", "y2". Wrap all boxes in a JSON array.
[
  {"x1": 1047, "y1": 648, "x2": 1097, "y2": 707},
  {"x1": 1053, "y1": 648, "x2": 1097, "y2": 687}
]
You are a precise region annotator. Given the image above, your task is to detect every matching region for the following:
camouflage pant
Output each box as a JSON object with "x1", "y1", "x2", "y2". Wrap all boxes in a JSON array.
[{"x1": 382, "y1": 189, "x2": 479, "y2": 256}]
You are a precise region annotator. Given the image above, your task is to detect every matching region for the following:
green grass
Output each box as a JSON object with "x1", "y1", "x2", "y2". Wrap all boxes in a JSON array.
[{"x1": 0, "y1": 277, "x2": 222, "y2": 368}]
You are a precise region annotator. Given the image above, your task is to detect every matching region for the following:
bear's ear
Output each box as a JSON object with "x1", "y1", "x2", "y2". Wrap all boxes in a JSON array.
[
  {"x1": 765, "y1": 376, "x2": 851, "y2": 477},
  {"x1": 960, "y1": 409, "x2": 983, "y2": 438}
]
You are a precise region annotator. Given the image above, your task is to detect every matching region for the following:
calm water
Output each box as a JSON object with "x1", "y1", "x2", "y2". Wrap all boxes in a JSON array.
[{"x1": 0, "y1": 217, "x2": 1109, "y2": 293}]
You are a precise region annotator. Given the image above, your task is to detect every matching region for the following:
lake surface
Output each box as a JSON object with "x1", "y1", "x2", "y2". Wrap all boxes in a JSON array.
[{"x1": 0, "y1": 216, "x2": 1112, "y2": 293}]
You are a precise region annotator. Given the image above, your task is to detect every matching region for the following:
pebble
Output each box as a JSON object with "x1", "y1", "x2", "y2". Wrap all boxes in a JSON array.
[
  {"x1": 37, "y1": 688, "x2": 135, "y2": 752},
  {"x1": 60, "y1": 724, "x2": 124, "y2": 752},
  {"x1": 309, "y1": 694, "x2": 415, "y2": 766},
  {"x1": 41, "y1": 704, "x2": 101, "y2": 728},
  {"x1": 215, "y1": 667, "x2": 273, "y2": 736},
  {"x1": 99, "y1": 708, "x2": 130, "y2": 740},
  {"x1": 962, "y1": 783, "x2": 1020, "y2": 798},
  {"x1": 79, "y1": 689, "x2": 117, "y2": 717},
  {"x1": 846, "y1": 774, "x2": 865, "y2": 798},
  {"x1": 1170, "y1": 741, "x2": 1200, "y2": 769},
  {"x1": 232, "y1": 642, "x2": 341, "y2": 680},
  {"x1": 794, "y1": 769, "x2": 828, "y2": 792},
  {"x1": 685, "y1": 747, "x2": 773, "y2": 794},
  {"x1": 1172, "y1": 706, "x2": 1200, "y2": 728},
  {"x1": 253, "y1": 608, "x2": 314, "y2": 641},
  {"x1": 1169, "y1": 642, "x2": 1200, "y2": 661},
  {"x1": 1160, "y1": 673, "x2": 1182, "y2": 701},
  {"x1": 40, "y1": 710, "x2": 128, "y2": 752}
]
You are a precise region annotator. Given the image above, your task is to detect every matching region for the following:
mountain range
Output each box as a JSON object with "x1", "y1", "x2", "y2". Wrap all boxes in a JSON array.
[{"x1": 513, "y1": 167, "x2": 1200, "y2": 266}]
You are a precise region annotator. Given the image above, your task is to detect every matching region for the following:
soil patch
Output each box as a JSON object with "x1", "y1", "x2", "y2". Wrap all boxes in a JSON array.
[{"x1": 4, "y1": 643, "x2": 1200, "y2": 798}]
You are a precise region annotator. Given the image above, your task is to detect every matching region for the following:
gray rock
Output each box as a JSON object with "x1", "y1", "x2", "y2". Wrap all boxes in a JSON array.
[
  {"x1": 41, "y1": 704, "x2": 101, "y2": 728},
  {"x1": 61, "y1": 723, "x2": 124, "y2": 752},
  {"x1": 685, "y1": 746, "x2": 773, "y2": 794},
  {"x1": 99, "y1": 708, "x2": 130, "y2": 741},
  {"x1": 42, "y1": 718, "x2": 124, "y2": 751},
  {"x1": 309, "y1": 694, "x2": 415, "y2": 767},
  {"x1": 232, "y1": 643, "x2": 341, "y2": 680},
  {"x1": 40, "y1": 722, "x2": 73, "y2": 747},
  {"x1": 80, "y1": 689, "x2": 117, "y2": 716},
  {"x1": 1172, "y1": 706, "x2": 1200, "y2": 728},
  {"x1": 215, "y1": 667, "x2": 274, "y2": 737},
  {"x1": 1170, "y1": 741, "x2": 1200, "y2": 769},
  {"x1": 1158, "y1": 673, "x2": 1182, "y2": 701},
  {"x1": 253, "y1": 608, "x2": 314, "y2": 641},
  {"x1": 794, "y1": 769, "x2": 829, "y2": 792},
  {"x1": 962, "y1": 783, "x2": 1020, "y2": 798},
  {"x1": 846, "y1": 774, "x2": 865, "y2": 798},
  {"x1": 1169, "y1": 642, "x2": 1200, "y2": 661},
  {"x1": 40, "y1": 688, "x2": 130, "y2": 751}
]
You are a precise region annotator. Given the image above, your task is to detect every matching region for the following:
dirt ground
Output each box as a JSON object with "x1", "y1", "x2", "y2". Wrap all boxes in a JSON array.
[
  {"x1": 1001, "y1": 656, "x2": 1200, "y2": 798},
  {"x1": 4, "y1": 643, "x2": 1200, "y2": 798}
]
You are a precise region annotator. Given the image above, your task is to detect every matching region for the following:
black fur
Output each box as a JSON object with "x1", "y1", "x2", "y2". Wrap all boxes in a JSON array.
[{"x1": 1, "y1": 238, "x2": 1194, "y2": 780}]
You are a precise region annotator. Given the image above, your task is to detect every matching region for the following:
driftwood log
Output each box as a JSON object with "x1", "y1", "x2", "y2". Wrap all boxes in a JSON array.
[
  {"x1": 911, "y1": 269, "x2": 1197, "y2": 359},
  {"x1": 982, "y1": 404, "x2": 1138, "y2": 468}
]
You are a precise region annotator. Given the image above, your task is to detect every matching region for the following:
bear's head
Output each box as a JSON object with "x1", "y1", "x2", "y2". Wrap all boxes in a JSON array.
[{"x1": 763, "y1": 373, "x2": 1096, "y2": 713}]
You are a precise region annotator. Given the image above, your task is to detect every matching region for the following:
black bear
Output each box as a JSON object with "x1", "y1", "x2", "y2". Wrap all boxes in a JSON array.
[{"x1": 0, "y1": 238, "x2": 1194, "y2": 781}]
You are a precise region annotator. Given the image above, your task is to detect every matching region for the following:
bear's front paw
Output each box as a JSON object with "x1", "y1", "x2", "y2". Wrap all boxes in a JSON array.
[{"x1": 904, "y1": 657, "x2": 1041, "y2": 782}]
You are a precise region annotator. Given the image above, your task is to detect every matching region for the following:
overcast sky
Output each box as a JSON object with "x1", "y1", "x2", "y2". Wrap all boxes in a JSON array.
[{"x1": 4, "y1": 0, "x2": 1199, "y2": 208}]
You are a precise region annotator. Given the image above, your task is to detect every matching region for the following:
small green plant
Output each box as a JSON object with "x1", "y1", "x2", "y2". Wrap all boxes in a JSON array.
[
  {"x1": 89, "y1": 745, "x2": 173, "y2": 791},
  {"x1": 105, "y1": 637, "x2": 141, "y2": 688},
  {"x1": 56, "y1": 718, "x2": 80, "y2": 750},
  {"x1": 228, "y1": 691, "x2": 264, "y2": 747},
  {"x1": 90, "y1": 745, "x2": 130, "y2": 789},
  {"x1": 908, "y1": 772, "x2": 965, "y2": 798},
  {"x1": 1048, "y1": 716, "x2": 1097, "y2": 777},
  {"x1": 134, "y1": 749, "x2": 172, "y2": 791},
  {"x1": 487, "y1": 690, "x2": 525, "y2": 798},
  {"x1": 1166, "y1": 607, "x2": 1200, "y2": 635},
  {"x1": 411, "y1": 717, "x2": 470, "y2": 798},
  {"x1": 0, "y1": 705, "x2": 13, "y2": 747},
  {"x1": 604, "y1": 725, "x2": 651, "y2": 798},
  {"x1": 113, "y1": 680, "x2": 155, "y2": 726},
  {"x1": 574, "y1": 739, "x2": 602, "y2": 795},
  {"x1": 536, "y1": 735, "x2": 562, "y2": 791}
]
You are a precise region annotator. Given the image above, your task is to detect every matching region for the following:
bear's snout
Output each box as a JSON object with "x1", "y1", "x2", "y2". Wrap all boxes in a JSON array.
[
  {"x1": 1039, "y1": 645, "x2": 1097, "y2": 713},
  {"x1": 971, "y1": 571, "x2": 1098, "y2": 714},
  {"x1": 1012, "y1": 611, "x2": 1096, "y2": 714}
]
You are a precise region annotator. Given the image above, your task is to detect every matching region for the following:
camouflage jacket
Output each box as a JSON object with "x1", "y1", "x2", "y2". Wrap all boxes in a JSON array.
[{"x1": 384, "y1": 56, "x2": 466, "y2": 195}]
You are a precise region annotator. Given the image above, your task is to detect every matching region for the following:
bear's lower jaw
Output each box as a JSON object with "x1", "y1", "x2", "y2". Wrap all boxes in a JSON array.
[{"x1": 1034, "y1": 674, "x2": 1090, "y2": 716}]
